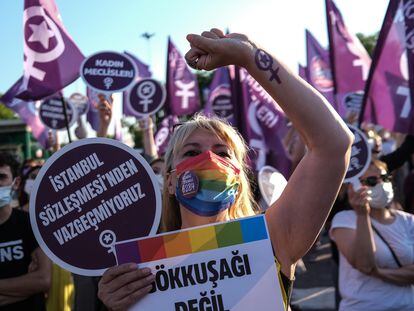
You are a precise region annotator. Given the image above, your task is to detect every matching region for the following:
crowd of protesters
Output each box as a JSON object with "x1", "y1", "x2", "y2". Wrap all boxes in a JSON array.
[{"x1": 1, "y1": 32, "x2": 414, "y2": 311}]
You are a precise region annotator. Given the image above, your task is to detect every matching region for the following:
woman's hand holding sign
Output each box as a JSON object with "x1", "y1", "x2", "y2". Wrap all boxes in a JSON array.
[{"x1": 98, "y1": 264, "x2": 154, "y2": 310}]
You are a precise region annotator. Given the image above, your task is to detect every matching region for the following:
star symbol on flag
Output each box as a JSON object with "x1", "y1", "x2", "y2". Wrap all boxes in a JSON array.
[
  {"x1": 28, "y1": 21, "x2": 55, "y2": 49},
  {"x1": 103, "y1": 234, "x2": 113, "y2": 244},
  {"x1": 142, "y1": 85, "x2": 152, "y2": 95}
]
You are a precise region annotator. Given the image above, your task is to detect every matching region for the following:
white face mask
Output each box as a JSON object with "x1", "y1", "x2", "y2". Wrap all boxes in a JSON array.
[
  {"x1": 155, "y1": 174, "x2": 164, "y2": 191},
  {"x1": 369, "y1": 182, "x2": 394, "y2": 209},
  {"x1": 0, "y1": 186, "x2": 12, "y2": 208},
  {"x1": 24, "y1": 179, "x2": 35, "y2": 196}
]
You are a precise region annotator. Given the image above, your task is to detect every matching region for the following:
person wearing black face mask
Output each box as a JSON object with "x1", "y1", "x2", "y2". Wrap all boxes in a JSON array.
[
  {"x1": 0, "y1": 153, "x2": 52, "y2": 311},
  {"x1": 330, "y1": 159, "x2": 414, "y2": 311}
]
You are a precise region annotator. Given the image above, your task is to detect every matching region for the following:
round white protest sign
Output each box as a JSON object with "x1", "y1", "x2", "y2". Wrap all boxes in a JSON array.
[
  {"x1": 258, "y1": 166, "x2": 287, "y2": 207},
  {"x1": 80, "y1": 51, "x2": 138, "y2": 93},
  {"x1": 344, "y1": 124, "x2": 372, "y2": 186},
  {"x1": 127, "y1": 78, "x2": 166, "y2": 117},
  {"x1": 39, "y1": 98, "x2": 77, "y2": 130},
  {"x1": 29, "y1": 138, "x2": 162, "y2": 276}
]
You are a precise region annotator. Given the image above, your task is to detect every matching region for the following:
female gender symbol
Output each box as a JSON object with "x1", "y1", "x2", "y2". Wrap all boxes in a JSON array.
[
  {"x1": 255, "y1": 49, "x2": 281, "y2": 83},
  {"x1": 137, "y1": 81, "x2": 157, "y2": 113}
]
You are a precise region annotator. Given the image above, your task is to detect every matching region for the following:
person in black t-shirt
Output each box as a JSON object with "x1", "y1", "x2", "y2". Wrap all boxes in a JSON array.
[{"x1": 0, "y1": 153, "x2": 52, "y2": 311}]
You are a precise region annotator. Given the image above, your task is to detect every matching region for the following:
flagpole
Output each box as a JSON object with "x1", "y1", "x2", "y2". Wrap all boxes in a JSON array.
[{"x1": 60, "y1": 95, "x2": 72, "y2": 143}]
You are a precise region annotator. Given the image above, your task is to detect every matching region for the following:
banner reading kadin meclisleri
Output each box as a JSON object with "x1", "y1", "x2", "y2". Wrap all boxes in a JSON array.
[
  {"x1": 80, "y1": 51, "x2": 137, "y2": 93},
  {"x1": 29, "y1": 138, "x2": 162, "y2": 276},
  {"x1": 115, "y1": 215, "x2": 285, "y2": 311}
]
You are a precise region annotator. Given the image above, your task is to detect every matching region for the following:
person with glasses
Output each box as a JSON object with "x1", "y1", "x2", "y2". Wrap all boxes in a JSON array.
[
  {"x1": 330, "y1": 159, "x2": 414, "y2": 311},
  {"x1": 97, "y1": 29, "x2": 353, "y2": 311}
]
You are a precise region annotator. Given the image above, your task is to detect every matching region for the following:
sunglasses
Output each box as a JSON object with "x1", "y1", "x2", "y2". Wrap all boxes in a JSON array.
[{"x1": 360, "y1": 174, "x2": 392, "y2": 187}]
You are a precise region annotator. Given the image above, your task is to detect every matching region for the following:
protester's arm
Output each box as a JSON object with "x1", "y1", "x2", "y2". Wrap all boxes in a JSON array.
[
  {"x1": 185, "y1": 29, "x2": 352, "y2": 278},
  {"x1": 97, "y1": 94, "x2": 112, "y2": 137},
  {"x1": 0, "y1": 247, "x2": 51, "y2": 296},
  {"x1": 283, "y1": 126, "x2": 306, "y2": 172},
  {"x1": 331, "y1": 185, "x2": 377, "y2": 274},
  {"x1": 0, "y1": 294, "x2": 28, "y2": 306},
  {"x1": 140, "y1": 118, "x2": 158, "y2": 160},
  {"x1": 372, "y1": 265, "x2": 414, "y2": 286},
  {"x1": 380, "y1": 135, "x2": 414, "y2": 172}
]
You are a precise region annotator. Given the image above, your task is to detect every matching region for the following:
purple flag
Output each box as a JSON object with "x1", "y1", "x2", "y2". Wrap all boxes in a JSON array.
[
  {"x1": 10, "y1": 0, "x2": 84, "y2": 100},
  {"x1": 298, "y1": 64, "x2": 309, "y2": 82},
  {"x1": 326, "y1": 0, "x2": 371, "y2": 117},
  {"x1": 203, "y1": 67, "x2": 236, "y2": 125},
  {"x1": 122, "y1": 51, "x2": 152, "y2": 117},
  {"x1": 1, "y1": 78, "x2": 49, "y2": 148},
  {"x1": 166, "y1": 38, "x2": 200, "y2": 116},
  {"x1": 154, "y1": 115, "x2": 179, "y2": 156},
  {"x1": 361, "y1": 0, "x2": 414, "y2": 134},
  {"x1": 305, "y1": 29, "x2": 336, "y2": 107},
  {"x1": 237, "y1": 68, "x2": 291, "y2": 178}
]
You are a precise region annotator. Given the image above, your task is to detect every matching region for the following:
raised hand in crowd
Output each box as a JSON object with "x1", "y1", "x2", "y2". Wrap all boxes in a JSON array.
[{"x1": 97, "y1": 94, "x2": 113, "y2": 138}]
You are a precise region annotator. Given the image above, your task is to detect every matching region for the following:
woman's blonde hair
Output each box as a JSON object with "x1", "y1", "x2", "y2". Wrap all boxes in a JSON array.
[{"x1": 160, "y1": 114, "x2": 258, "y2": 232}]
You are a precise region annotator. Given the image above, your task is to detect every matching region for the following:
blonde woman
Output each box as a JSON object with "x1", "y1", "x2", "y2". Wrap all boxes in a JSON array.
[{"x1": 98, "y1": 29, "x2": 353, "y2": 310}]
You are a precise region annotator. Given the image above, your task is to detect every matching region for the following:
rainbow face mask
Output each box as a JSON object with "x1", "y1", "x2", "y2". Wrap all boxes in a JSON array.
[{"x1": 175, "y1": 151, "x2": 240, "y2": 217}]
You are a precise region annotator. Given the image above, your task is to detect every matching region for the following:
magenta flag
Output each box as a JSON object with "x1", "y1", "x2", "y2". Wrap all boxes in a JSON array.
[
  {"x1": 236, "y1": 68, "x2": 291, "y2": 178},
  {"x1": 166, "y1": 38, "x2": 200, "y2": 116},
  {"x1": 203, "y1": 67, "x2": 236, "y2": 126},
  {"x1": 361, "y1": 0, "x2": 414, "y2": 134},
  {"x1": 305, "y1": 29, "x2": 336, "y2": 108},
  {"x1": 325, "y1": 0, "x2": 371, "y2": 117},
  {"x1": 154, "y1": 115, "x2": 180, "y2": 155},
  {"x1": 1, "y1": 78, "x2": 50, "y2": 148},
  {"x1": 8, "y1": 0, "x2": 84, "y2": 101},
  {"x1": 122, "y1": 52, "x2": 152, "y2": 117}
]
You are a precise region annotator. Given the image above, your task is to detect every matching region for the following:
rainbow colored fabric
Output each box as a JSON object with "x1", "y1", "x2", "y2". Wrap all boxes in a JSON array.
[
  {"x1": 175, "y1": 151, "x2": 241, "y2": 216},
  {"x1": 115, "y1": 216, "x2": 268, "y2": 264}
]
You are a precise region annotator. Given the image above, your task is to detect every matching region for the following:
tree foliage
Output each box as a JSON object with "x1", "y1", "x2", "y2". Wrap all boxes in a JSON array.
[
  {"x1": 0, "y1": 94, "x2": 17, "y2": 120},
  {"x1": 357, "y1": 32, "x2": 379, "y2": 57}
]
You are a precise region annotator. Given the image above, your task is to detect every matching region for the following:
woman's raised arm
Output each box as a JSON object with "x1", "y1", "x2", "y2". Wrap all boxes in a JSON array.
[{"x1": 185, "y1": 29, "x2": 353, "y2": 277}]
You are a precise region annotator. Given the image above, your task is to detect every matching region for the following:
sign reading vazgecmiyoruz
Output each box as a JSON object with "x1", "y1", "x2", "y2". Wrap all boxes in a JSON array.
[{"x1": 29, "y1": 138, "x2": 161, "y2": 276}]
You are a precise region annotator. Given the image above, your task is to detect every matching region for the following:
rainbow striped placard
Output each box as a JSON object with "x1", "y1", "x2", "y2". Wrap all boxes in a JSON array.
[{"x1": 115, "y1": 215, "x2": 268, "y2": 265}]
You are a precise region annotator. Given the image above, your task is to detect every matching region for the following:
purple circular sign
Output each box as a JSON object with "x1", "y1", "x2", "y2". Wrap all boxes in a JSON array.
[
  {"x1": 69, "y1": 93, "x2": 90, "y2": 116},
  {"x1": 127, "y1": 79, "x2": 166, "y2": 117},
  {"x1": 80, "y1": 51, "x2": 137, "y2": 93},
  {"x1": 178, "y1": 171, "x2": 199, "y2": 199},
  {"x1": 344, "y1": 125, "x2": 372, "y2": 182},
  {"x1": 29, "y1": 138, "x2": 162, "y2": 276},
  {"x1": 39, "y1": 98, "x2": 77, "y2": 130},
  {"x1": 212, "y1": 95, "x2": 233, "y2": 119}
]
